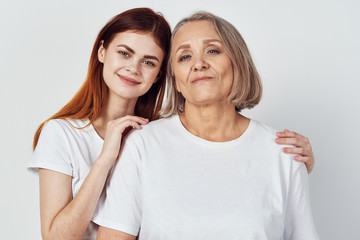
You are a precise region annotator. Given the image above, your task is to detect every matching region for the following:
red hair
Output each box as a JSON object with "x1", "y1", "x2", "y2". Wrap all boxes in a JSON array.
[{"x1": 33, "y1": 8, "x2": 171, "y2": 150}]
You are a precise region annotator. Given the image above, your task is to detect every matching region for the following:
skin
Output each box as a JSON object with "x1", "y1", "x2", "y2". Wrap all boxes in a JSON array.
[
  {"x1": 277, "y1": 129, "x2": 314, "y2": 173},
  {"x1": 172, "y1": 20, "x2": 249, "y2": 141},
  {"x1": 39, "y1": 31, "x2": 163, "y2": 240},
  {"x1": 97, "y1": 21, "x2": 315, "y2": 240}
]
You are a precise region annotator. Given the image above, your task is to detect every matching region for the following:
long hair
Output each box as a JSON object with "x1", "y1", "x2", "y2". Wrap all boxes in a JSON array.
[{"x1": 33, "y1": 8, "x2": 171, "y2": 150}]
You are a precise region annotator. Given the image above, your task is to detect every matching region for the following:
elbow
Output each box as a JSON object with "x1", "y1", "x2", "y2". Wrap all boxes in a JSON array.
[
  {"x1": 41, "y1": 231, "x2": 53, "y2": 240},
  {"x1": 41, "y1": 228, "x2": 52, "y2": 240},
  {"x1": 41, "y1": 230, "x2": 59, "y2": 240}
]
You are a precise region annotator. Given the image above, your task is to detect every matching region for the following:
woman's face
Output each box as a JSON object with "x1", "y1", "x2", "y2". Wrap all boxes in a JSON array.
[
  {"x1": 171, "y1": 21, "x2": 233, "y2": 107},
  {"x1": 98, "y1": 31, "x2": 164, "y2": 100}
]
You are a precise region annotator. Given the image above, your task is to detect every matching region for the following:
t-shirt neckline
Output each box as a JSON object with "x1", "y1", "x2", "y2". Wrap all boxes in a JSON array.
[
  {"x1": 172, "y1": 114, "x2": 254, "y2": 147},
  {"x1": 80, "y1": 118, "x2": 104, "y2": 143}
]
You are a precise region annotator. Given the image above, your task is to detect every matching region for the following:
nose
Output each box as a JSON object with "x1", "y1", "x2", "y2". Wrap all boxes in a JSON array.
[
  {"x1": 192, "y1": 55, "x2": 209, "y2": 71},
  {"x1": 125, "y1": 59, "x2": 140, "y2": 75}
]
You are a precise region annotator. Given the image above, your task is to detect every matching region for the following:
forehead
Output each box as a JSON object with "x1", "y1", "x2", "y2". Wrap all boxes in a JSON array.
[
  {"x1": 110, "y1": 31, "x2": 163, "y2": 52},
  {"x1": 172, "y1": 21, "x2": 221, "y2": 47},
  {"x1": 111, "y1": 31, "x2": 153, "y2": 45}
]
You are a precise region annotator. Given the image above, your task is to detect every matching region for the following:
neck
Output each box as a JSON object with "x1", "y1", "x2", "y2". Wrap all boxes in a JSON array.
[
  {"x1": 93, "y1": 93, "x2": 138, "y2": 138},
  {"x1": 180, "y1": 101, "x2": 249, "y2": 142}
]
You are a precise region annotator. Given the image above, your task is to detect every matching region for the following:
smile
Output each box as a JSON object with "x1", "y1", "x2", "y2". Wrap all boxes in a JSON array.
[
  {"x1": 117, "y1": 74, "x2": 141, "y2": 86},
  {"x1": 191, "y1": 76, "x2": 213, "y2": 84}
]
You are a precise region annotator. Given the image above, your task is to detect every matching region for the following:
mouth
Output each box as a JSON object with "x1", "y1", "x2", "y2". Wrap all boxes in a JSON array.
[
  {"x1": 191, "y1": 76, "x2": 213, "y2": 84},
  {"x1": 117, "y1": 74, "x2": 141, "y2": 86}
]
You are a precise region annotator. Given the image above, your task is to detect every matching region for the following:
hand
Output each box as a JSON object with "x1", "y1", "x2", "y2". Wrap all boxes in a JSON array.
[
  {"x1": 99, "y1": 115, "x2": 149, "y2": 165},
  {"x1": 275, "y1": 129, "x2": 314, "y2": 174}
]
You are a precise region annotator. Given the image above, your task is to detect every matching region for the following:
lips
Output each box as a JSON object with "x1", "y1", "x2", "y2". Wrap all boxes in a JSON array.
[
  {"x1": 191, "y1": 76, "x2": 213, "y2": 84},
  {"x1": 117, "y1": 74, "x2": 141, "y2": 86}
]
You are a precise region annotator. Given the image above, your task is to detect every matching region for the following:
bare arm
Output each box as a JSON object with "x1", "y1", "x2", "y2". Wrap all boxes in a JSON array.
[
  {"x1": 39, "y1": 116, "x2": 148, "y2": 240},
  {"x1": 39, "y1": 160, "x2": 112, "y2": 240},
  {"x1": 96, "y1": 226, "x2": 136, "y2": 240},
  {"x1": 276, "y1": 129, "x2": 315, "y2": 174}
]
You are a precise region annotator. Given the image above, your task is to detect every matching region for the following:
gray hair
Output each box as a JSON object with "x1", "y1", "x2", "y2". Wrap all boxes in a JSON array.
[{"x1": 161, "y1": 11, "x2": 262, "y2": 117}]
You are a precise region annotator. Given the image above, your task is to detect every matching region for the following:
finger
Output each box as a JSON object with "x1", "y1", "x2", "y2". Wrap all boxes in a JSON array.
[
  {"x1": 282, "y1": 147, "x2": 307, "y2": 156},
  {"x1": 276, "y1": 130, "x2": 296, "y2": 138},
  {"x1": 276, "y1": 130, "x2": 298, "y2": 138},
  {"x1": 305, "y1": 161, "x2": 314, "y2": 174},
  {"x1": 127, "y1": 116, "x2": 149, "y2": 124},
  {"x1": 112, "y1": 116, "x2": 149, "y2": 126},
  {"x1": 120, "y1": 120, "x2": 143, "y2": 130},
  {"x1": 119, "y1": 115, "x2": 149, "y2": 124},
  {"x1": 293, "y1": 156, "x2": 309, "y2": 163},
  {"x1": 276, "y1": 130, "x2": 307, "y2": 142},
  {"x1": 275, "y1": 137, "x2": 304, "y2": 147},
  {"x1": 109, "y1": 120, "x2": 142, "y2": 135},
  {"x1": 294, "y1": 156, "x2": 314, "y2": 174}
]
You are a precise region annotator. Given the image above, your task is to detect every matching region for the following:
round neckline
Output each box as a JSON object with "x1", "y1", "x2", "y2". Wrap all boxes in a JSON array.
[
  {"x1": 83, "y1": 118, "x2": 104, "y2": 143},
  {"x1": 173, "y1": 114, "x2": 254, "y2": 147}
]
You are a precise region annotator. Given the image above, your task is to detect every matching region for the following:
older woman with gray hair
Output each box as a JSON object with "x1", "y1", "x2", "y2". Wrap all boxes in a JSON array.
[{"x1": 93, "y1": 12, "x2": 319, "y2": 240}]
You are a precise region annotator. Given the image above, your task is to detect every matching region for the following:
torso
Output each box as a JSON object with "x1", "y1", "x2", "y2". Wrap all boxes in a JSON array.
[{"x1": 109, "y1": 115, "x2": 306, "y2": 239}]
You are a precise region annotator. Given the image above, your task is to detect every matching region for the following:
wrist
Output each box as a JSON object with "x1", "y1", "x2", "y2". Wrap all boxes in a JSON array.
[{"x1": 94, "y1": 154, "x2": 115, "y2": 171}]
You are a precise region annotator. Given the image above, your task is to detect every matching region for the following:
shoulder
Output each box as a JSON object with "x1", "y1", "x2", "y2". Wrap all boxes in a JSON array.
[
  {"x1": 44, "y1": 118, "x2": 89, "y2": 130},
  {"x1": 248, "y1": 120, "x2": 280, "y2": 145},
  {"x1": 121, "y1": 116, "x2": 176, "y2": 153},
  {"x1": 42, "y1": 118, "x2": 89, "y2": 135},
  {"x1": 250, "y1": 119, "x2": 304, "y2": 168},
  {"x1": 38, "y1": 118, "x2": 92, "y2": 147},
  {"x1": 127, "y1": 116, "x2": 175, "y2": 139},
  {"x1": 144, "y1": 116, "x2": 175, "y2": 130}
]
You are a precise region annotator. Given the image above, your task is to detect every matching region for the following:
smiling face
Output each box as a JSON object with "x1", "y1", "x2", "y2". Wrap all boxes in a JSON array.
[
  {"x1": 171, "y1": 20, "x2": 234, "y2": 107},
  {"x1": 98, "y1": 31, "x2": 164, "y2": 101}
]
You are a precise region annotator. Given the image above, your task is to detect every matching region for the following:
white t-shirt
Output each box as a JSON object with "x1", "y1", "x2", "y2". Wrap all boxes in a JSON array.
[
  {"x1": 28, "y1": 118, "x2": 103, "y2": 240},
  {"x1": 93, "y1": 115, "x2": 319, "y2": 240}
]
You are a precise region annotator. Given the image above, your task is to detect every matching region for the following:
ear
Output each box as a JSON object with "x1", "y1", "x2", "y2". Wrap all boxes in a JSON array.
[{"x1": 98, "y1": 40, "x2": 105, "y2": 63}]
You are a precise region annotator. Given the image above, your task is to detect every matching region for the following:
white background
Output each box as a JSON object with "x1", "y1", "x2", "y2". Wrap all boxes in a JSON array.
[{"x1": 1, "y1": 0, "x2": 359, "y2": 239}]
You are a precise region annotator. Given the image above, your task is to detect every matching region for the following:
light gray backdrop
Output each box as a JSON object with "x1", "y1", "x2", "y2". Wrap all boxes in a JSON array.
[{"x1": 1, "y1": 0, "x2": 359, "y2": 239}]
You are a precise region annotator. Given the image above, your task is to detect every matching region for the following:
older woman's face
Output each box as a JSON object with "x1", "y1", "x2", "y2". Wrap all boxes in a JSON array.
[{"x1": 171, "y1": 20, "x2": 233, "y2": 106}]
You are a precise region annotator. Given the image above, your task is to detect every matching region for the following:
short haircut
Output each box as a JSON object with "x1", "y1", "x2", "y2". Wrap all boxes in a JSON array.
[{"x1": 161, "y1": 11, "x2": 262, "y2": 116}]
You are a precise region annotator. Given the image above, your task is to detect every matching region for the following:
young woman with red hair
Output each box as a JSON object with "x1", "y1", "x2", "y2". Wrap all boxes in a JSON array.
[
  {"x1": 29, "y1": 7, "x2": 315, "y2": 240},
  {"x1": 29, "y1": 8, "x2": 171, "y2": 239}
]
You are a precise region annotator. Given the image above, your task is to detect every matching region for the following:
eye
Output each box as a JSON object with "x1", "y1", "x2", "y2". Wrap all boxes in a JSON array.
[
  {"x1": 118, "y1": 51, "x2": 130, "y2": 57},
  {"x1": 143, "y1": 60, "x2": 156, "y2": 67},
  {"x1": 178, "y1": 55, "x2": 191, "y2": 62},
  {"x1": 207, "y1": 49, "x2": 220, "y2": 54}
]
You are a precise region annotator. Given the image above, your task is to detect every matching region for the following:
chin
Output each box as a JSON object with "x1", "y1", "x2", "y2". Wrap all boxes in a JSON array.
[{"x1": 111, "y1": 89, "x2": 144, "y2": 100}]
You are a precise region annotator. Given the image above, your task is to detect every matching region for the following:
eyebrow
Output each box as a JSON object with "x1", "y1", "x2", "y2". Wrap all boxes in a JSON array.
[
  {"x1": 116, "y1": 44, "x2": 160, "y2": 62},
  {"x1": 117, "y1": 44, "x2": 134, "y2": 54},
  {"x1": 203, "y1": 39, "x2": 222, "y2": 44},
  {"x1": 143, "y1": 55, "x2": 160, "y2": 62},
  {"x1": 175, "y1": 39, "x2": 222, "y2": 53}
]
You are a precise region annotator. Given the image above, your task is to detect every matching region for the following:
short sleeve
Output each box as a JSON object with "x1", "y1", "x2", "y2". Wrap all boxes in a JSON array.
[
  {"x1": 28, "y1": 120, "x2": 73, "y2": 176},
  {"x1": 283, "y1": 152, "x2": 319, "y2": 240},
  {"x1": 92, "y1": 134, "x2": 142, "y2": 236}
]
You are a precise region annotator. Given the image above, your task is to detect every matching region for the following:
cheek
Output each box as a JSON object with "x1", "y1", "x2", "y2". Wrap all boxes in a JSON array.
[
  {"x1": 173, "y1": 64, "x2": 188, "y2": 83},
  {"x1": 144, "y1": 68, "x2": 160, "y2": 85},
  {"x1": 222, "y1": 61, "x2": 234, "y2": 82},
  {"x1": 103, "y1": 54, "x2": 120, "y2": 72},
  {"x1": 173, "y1": 69, "x2": 186, "y2": 92}
]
